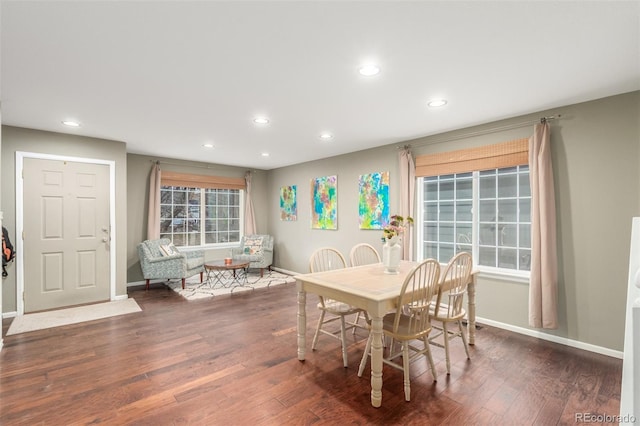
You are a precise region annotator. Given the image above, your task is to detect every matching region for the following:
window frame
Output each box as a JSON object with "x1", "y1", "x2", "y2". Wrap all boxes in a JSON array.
[
  {"x1": 416, "y1": 167, "x2": 531, "y2": 282},
  {"x1": 159, "y1": 185, "x2": 245, "y2": 250}
]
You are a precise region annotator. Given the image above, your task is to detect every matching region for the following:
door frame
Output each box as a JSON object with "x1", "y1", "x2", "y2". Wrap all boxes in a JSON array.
[{"x1": 15, "y1": 151, "x2": 117, "y2": 315}]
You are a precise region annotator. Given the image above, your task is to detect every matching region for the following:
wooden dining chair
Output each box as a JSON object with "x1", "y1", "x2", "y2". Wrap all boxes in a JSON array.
[
  {"x1": 349, "y1": 243, "x2": 381, "y2": 267},
  {"x1": 309, "y1": 247, "x2": 365, "y2": 368},
  {"x1": 358, "y1": 258, "x2": 441, "y2": 401},
  {"x1": 428, "y1": 251, "x2": 473, "y2": 374}
]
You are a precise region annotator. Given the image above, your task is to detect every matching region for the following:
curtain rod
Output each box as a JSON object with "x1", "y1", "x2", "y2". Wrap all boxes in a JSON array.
[
  {"x1": 151, "y1": 159, "x2": 259, "y2": 173},
  {"x1": 401, "y1": 115, "x2": 561, "y2": 149},
  {"x1": 152, "y1": 160, "x2": 218, "y2": 170}
]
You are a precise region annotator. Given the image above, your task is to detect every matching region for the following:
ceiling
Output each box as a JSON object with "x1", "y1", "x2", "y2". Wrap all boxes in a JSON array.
[{"x1": 2, "y1": 1, "x2": 639, "y2": 170}]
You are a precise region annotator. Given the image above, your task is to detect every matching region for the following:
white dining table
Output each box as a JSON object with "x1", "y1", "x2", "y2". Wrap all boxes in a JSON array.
[{"x1": 295, "y1": 260, "x2": 477, "y2": 408}]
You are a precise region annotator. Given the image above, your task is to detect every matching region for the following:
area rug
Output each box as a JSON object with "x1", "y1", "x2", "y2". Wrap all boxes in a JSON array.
[
  {"x1": 6, "y1": 298, "x2": 142, "y2": 335},
  {"x1": 168, "y1": 270, "x2": 296, "y2": 301}
]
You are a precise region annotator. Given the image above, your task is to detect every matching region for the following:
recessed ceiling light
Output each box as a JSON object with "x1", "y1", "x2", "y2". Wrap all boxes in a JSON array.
[
  {"x1": 253, "y1": 117, "x2": 269, "y2": 125},
  {"x1": 202, "y1": 143, "x2": 214, "y2": 148},
  {"x1": 319, "y1": 133, "x2": 333, "y2": 140},
  {"x1": 427, "y1": 99, "x2": 448, "y2": 108},
  {"x1": 359, "y1": 64, "x2": 380, "y2": 77},
  {"x1": 261, "y1": 152, "x2": 270, "y2": 157},
  {"x1": 62, "y1": 120, "x2": 80, "y2": 127}
]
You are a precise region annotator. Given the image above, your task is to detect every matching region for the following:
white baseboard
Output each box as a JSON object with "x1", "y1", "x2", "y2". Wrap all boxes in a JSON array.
[
  {"x1": 271, "y1": 266, "x2": 300, "y2": 276},
  {"x1": 127, "y1": 279, "x2": 184, "y2": 287},
  {"x1": 476, "y1": 316, "x2": 623, "y2": 359},
  {"x1": 112, "y1": 294, "x2": 129, "y2": 301}
]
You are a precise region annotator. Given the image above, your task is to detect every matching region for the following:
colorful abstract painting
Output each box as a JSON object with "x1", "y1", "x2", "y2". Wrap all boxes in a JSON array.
[
  {"x1": 311, "y1": 175, "x2": 338, "y2": 230},
  {"x1": 280, "y1": 185, "x2": 297, "y2": 221},
  {"x1": 358, "y1": 171, "x2": 390, "y2": 229}
]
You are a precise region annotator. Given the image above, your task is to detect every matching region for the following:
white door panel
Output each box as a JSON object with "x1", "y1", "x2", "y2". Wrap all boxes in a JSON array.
[{"x1": 23, "y1": 158, "x2": 110, "y2": 312}]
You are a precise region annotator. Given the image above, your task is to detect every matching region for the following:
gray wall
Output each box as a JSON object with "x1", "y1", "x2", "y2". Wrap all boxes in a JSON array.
[
  {"x1": 266, "y1": 144, "x2": 400, "y2": 273},
  {"x1": 1, "y1": 126, "x2": 128, "y2": 313},
  {"x1": 267, "y1": 91, "x2": 640, "y2": 352},
  {"x1": 126, "y1": 154, "x2": 268, "y2": 283}
]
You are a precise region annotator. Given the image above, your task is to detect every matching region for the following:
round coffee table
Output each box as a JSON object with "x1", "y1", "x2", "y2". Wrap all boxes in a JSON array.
[{"x1": 204, "y1": 260, "x2": 250, "y2": 290}]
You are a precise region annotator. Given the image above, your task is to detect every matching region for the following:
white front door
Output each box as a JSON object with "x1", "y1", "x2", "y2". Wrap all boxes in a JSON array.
[{"x1": 22, "y1": 158, "x2": 111, "y2": 312}]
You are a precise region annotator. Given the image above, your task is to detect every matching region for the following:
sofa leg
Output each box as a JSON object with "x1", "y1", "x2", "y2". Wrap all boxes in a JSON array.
[
  {"x1": 200, "y1": 271, "x2": 203, "y2": 283},
  {"x1": 182, "y1": 278, "x2": 186, "y2": 289},
  {"x1": 145, "y1": 279, "x2": 150, "y2": 290},
  {"x1": 260, "y1": 268, "x2": 264, "y2": 278}
]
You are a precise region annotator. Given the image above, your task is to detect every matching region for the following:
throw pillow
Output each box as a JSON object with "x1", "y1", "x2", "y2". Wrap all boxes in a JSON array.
[
  {"x1": 160, "y1": 243, "x2": 179, "y2": 257},
  {"x1": 243, "y1": 236, "x2": 264, "y2": 256}
]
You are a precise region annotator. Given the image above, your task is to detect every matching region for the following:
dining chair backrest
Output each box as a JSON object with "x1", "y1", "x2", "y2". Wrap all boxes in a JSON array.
[
  {"x1": 435, "y1": 252, "x2": 473, "y2": 319},
  {"x1": 349, "y1": 243, "x2": 381, "y2": 267},
  {"x1": 309, "y1": 247, "x2": 347, "y2": 273},
  {"x1": 388, "y1": 258, "x2": 440, "y2": 339}
]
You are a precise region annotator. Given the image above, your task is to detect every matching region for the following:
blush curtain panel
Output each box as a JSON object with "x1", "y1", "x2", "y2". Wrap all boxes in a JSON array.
[
  {"x1": 399, "y1": 147, "x2": 415, "y2": 261},
  {"x1": 147, "y1": 162, "x2": 161, "y2": 240},
  {"x1": 528, "y1": 121, "x2": 558, "y2": 329},
  {"x1": 244, "y1": 171, "x2": 257, "y2": 235}
]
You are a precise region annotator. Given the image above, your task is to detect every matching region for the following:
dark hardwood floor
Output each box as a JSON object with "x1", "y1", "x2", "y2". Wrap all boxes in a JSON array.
[{"x1": 1, "y1": 278, "x2": 622, "y2": 425}]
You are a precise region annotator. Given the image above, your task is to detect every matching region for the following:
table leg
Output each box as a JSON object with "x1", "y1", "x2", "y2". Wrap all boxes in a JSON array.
[
  {"x1": 206, "y1": 268, "x2": 226, "y2": 288},
  {"x1": 467, "y1": 275, "x2": 476, "y2": 345},
  {"x1": 229, "y1": 267, "x2": 251, "y2": 292},
  {"x1": 297, "y1": 287, "x2": 306, "y2": 361},
  {"x1": 370, "y1": 316, "x2": 383, "y2": 407}
]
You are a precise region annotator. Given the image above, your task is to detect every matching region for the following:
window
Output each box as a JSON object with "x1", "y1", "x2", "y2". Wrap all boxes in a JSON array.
[
  {"x1": 422, "y1": 172, "x2": 473, "y2": 263},
  {"x1": 159, "y1": 186, "x2": 243, "y2": 248},
  {"x1": 156, "y1": 170, "x2": 246, "y2": 248},
  {"x1": 418, "y1": 165, "x2": 531, "y2": 273}
]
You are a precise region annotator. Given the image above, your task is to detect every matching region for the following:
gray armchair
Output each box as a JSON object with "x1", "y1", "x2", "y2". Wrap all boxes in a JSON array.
[
  {"x1": 231, "y1": 234, "x2": 274, "y2": 277},
  {"x1": 138, "y1": 238, "x2": 204, "y2": 290}
]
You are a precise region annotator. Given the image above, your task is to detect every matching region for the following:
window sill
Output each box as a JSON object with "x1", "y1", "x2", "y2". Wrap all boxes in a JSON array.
[
  {"x1": 476, "y1": 266, "x2": 530, "y2": 284},
  {"x1": 179, "y1": 243, "x2": 239, "y2": 252}
]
